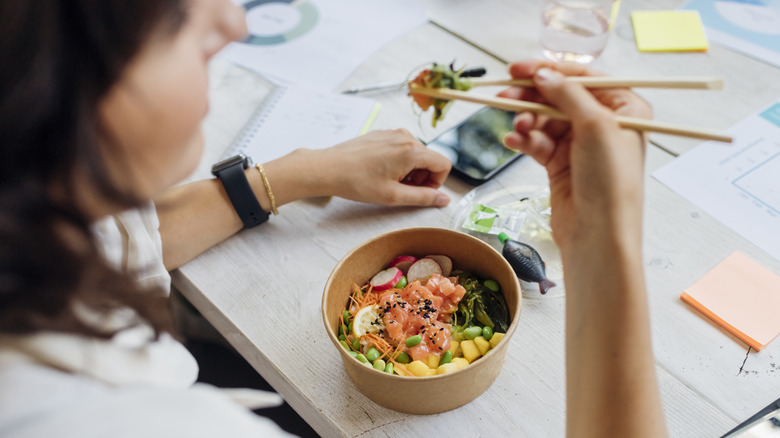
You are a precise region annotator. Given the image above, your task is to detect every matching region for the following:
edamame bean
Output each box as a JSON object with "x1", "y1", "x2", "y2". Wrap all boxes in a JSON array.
[
  {"x1": 340, "y1": 340, "x2": 350, "y2": 350},
  {"x1": 352, "y1": 339, "x2": 361, "y2": 351},
  {"x1": 405, "y1": 334, "x2": 422, "y2": 347},
  {"x1": 366, "y1": 347, "x2": 381, "y2": 363},
  {"x1": 394, "y1": 276, "x2": 407, "y2": 289},
  {"x1": 465, "y1": 326, "x2": 482, "y2": 340},
  {"x1": 439, "y1": 350, "x2": 453, "y2": 365},
  {"x1": 355, "y1": 354, "x2": 369, "y2": 364},
  {"x1": 372, "y1": 359, "x2": 386, "y2": 371},
  {"x1": 338, "y1": 334, "x2": 346, "y2": 342},
  {"x1": 484, "y1": 279, "x2": 500, "y2": 292},
  {"x1": 342, "y1": 310, "x2": 351, "y2": 321},
  {"x1": 395, "y1": 352, "x2": 411, "y2": 364},
  {"x1": 384, "y1": 362, "x2": 394, "y2": 374},
  {"x1": 348, "y1": 351, "x2": 358, "y2": 358},
  {"x1": 482, "y1": 326, "x2": 494, "y2": 341}
]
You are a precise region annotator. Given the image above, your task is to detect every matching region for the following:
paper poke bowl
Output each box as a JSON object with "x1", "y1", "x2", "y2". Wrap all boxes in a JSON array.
[{"x1": 322, "y1": 227, "x2": 521, "y2": 414}]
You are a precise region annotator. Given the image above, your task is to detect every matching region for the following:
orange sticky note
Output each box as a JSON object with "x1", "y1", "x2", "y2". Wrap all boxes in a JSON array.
[{"x1": 681, "y1": 252, "x2": 780, "y2": 351}]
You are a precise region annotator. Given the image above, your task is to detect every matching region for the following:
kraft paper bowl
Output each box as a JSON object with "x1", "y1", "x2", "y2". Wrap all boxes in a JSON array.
[{"x1": 322, "y1": 227, "x2": 521, "y2": 414}]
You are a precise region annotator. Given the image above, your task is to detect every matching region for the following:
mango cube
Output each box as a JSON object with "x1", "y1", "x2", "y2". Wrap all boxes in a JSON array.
[
  {"x1": 425, "y1": 368, "x2": 437, "y2": 377},
  {"x1": 460, "y1": 339, "x2": 481, "y2": 363},
  {"x1": 425, "y1": 354, "x2": 440, "y2": 369},
  {"x1": 437, "y1": 363, "x2": 459, "y2": 375},
  {"x1": 474, "y1": 336, "x2": 491, "y2": 355},
  {"x1": 407, "y1": 360, "x2": 429, "y2": 377},
  {"x1": 449, "y1": 340, "x2": 460, "y2": 356},
  {"x1": 451, "y1": 357, "x2": 469, "y2": 369},
  {"x1": 489, "y1": 332, "x2": 505, "y2": 349}
]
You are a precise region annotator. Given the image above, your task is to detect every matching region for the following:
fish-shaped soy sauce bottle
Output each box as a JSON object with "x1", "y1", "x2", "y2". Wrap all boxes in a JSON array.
[{"x1": 498, "y1": 232, "x2": 556, "y2": 294}]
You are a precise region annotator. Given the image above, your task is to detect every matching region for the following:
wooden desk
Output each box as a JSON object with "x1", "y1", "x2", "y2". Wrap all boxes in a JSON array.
[{"x1": 174, "y1": 3, "x2": 780, "y2": 436}]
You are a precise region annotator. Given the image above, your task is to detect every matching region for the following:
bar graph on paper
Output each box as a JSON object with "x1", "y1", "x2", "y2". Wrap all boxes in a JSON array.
[
  {"x1": 654, "y1": 100, "x2": 780, "y2": 261},
  {"x1": 728, "y1": 139, "x2": 780, "y2": 218}
]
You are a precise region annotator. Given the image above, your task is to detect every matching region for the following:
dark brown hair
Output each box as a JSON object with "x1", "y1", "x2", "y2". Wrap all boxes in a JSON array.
[{"x1": 0, "y1": 1, "x2": 187, "y2": 337}]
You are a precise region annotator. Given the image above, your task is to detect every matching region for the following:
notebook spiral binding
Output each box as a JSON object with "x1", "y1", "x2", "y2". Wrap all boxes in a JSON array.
[{"x1": 220, "y1": 84, "x2": 289, "y2": 160}]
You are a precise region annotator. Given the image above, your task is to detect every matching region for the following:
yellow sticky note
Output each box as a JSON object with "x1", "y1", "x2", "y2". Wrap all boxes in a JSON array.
[
  {"x1": 609, "y1": 0, "x2": 621, "y2": 30},
  {"x1": 631, "y1": 10, "x2": 709, "y2": 52},
  {"x1": 359, "y1": 103, "x2": 381, "y2": 135},
  {"x1": 681, "y1": 252, "x2": 780, "y2": 351}
]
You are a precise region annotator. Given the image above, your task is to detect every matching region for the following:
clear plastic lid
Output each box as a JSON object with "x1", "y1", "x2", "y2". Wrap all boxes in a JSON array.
[{"x1": 449, "y1": 182, "x2": 564, "y2": 299}]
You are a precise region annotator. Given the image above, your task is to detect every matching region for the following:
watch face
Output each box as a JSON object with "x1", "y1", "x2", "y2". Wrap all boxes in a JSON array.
[{"x1": 212, "y1": 154, "x2": 249, "y2": 173}]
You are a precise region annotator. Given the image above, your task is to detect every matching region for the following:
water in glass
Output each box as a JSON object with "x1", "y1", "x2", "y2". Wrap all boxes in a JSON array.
[{"x1": 540, "y1": 0, "x2": 612, "y2": 64}]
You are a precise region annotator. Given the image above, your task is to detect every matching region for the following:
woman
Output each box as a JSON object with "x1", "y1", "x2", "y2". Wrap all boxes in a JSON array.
[
  {"x1": 0, "y1": 1, "x2": 666, "y2": 437},
  {"x1": 0, "y1": 0, "x2": 449, "y2": 436},
  {"x1": 501, "y1": 60, "x2": 668, "y2": 437}
]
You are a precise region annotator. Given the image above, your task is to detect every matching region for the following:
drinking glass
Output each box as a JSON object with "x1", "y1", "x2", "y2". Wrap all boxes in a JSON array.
[{"x1": 540, "y1": 0, "x2": 615, "y2": 64}]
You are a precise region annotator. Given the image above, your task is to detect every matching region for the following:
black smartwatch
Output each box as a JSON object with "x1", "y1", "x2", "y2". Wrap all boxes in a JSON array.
[{"x1": 211, "y1": 154, "x2": 269, "y2": 228}]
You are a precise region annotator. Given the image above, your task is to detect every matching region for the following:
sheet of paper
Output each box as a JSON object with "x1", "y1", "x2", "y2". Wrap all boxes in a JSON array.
[
  {"x1": 680, "y1": 251, "x2": 780, "y2": 351},
  {"x1": 630, "y1": 10, "x2": 709, "y2": 52},
  {"x1": 218, "y1": 0, "x2": 427, "y2": 90},
  {"x1": 680, "y1": 0, "x2": 780, "y2": 68},
  {"x1": 222, "y1": 77, "x2": 380, "y2": 164},
  {"x1": 653, "y1": 99, "x2": 780, "y2": 262}
]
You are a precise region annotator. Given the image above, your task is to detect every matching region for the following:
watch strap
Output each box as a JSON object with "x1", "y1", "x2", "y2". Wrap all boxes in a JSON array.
[{"x1": 215, "y1": 163, "x2": 269, "y2": 228}]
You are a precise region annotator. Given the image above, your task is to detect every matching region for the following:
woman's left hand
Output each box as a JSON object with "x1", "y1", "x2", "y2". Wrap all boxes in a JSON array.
[{"x1": 270, "y1": 129, "x2": 452, "y2": 207}]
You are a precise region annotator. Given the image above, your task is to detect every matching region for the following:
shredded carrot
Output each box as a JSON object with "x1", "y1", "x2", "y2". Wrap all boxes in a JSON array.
[
  {"x1": 363, "y1": 333, "x2": 393, "y2": 355},
  {"x1": 356, "y1": 291, "x2": 380, "y2": 310}
]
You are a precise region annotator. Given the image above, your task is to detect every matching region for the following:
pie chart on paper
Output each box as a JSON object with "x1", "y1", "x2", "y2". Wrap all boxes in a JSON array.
[{"x1": 242, "y1": 0, "x2": 319, "y2": 46}]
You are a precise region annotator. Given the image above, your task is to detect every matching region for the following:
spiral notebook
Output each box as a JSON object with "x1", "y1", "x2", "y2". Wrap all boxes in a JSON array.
[{"x1": 222, "y1": 80, "x2": 381, "y2": 164}]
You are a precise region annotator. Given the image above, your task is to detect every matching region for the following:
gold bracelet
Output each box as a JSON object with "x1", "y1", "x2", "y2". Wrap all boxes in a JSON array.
[{"x1": 255, "y1": 163, "x2": 279, "y2": 216}]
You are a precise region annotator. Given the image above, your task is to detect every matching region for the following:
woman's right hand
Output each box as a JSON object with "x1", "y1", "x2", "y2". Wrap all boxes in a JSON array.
[{"x1": 498, "y1": 60, "x2": 652, "y2": 255}]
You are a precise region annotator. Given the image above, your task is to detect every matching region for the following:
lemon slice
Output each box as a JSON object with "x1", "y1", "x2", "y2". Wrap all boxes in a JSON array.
[{"x1": 352, "y1": 304, "x2": 385, "y2": 338}]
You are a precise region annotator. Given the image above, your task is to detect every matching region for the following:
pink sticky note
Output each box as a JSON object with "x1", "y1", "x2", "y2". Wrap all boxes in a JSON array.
[{"x1": 681, "y1": 251, "x2": 780, "y2": 351}]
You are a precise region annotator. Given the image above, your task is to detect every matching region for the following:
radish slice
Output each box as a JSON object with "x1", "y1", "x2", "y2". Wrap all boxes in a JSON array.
[
  {"x1": 425, "y1": 255, "x2": 452, "y2": 277},
  {"x1": 407, "y1": 258, "x2": 442, "y2": 282},
  {"x1": 370, "y1": 267, "x2": 403, "y2": 291},
  {"x1": 389, "y1": 255, "x2": 417, "y2": 275}
]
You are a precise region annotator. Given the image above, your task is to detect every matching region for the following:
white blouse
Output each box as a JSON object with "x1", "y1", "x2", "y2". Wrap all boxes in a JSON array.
[{"x1": 0, "y1": 204, "x2": 293, "y2": 437}]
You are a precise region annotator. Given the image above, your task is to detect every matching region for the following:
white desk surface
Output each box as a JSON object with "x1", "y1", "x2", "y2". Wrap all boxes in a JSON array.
[{"x1": 174, "y1": 2, "x2": 780, "y2": 437}]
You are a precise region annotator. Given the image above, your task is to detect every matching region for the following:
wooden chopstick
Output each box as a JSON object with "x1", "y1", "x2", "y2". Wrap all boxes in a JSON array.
[
  {"x1": 409, "y1": 85, "x2": 733, "y2": 143},
  {"x1": 469, "y1": 76, "x2": 724, "y2": 90}
]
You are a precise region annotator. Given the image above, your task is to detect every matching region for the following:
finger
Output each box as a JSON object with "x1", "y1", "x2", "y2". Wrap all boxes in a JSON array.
[
  {"x1": 509, "y1": 60, "x2": 604, "y2": 79},
  {"x1": 402, "y1": 169, "x2": 429, "y2": 186},
  {"x1": 503, "y1": 129, "x2": 557, "y2": 166},
  {"x1": 539, "y1": 118, "x2": 571, "y2": 140},
  {"x1": 515, "y1": 63, "x2": 649, "y2": 120},
  {"x1": 593, "y1": 88, "x2": 653, "y2": 120},
  {"x1": 497, "y1": 84, "x2": 543, "y2": 104},
  {"x1": 533, "y1": 68, "x2": 613, "y2": 132},
  {"x1": 513, "y1": 111, "x2": 537, "y2": 133},
  {"x1": 388, "y1": 184, "x2": 450, "y2": 207},
  {"x1": 513, "y1": 111, "x2": 571, "y2": 144},
  {"x1": 407, "y1": 148, "x2": 452, "y2": 188},
  {"x1": 507, "y1": 59, "x2": 549, "y2": 78}
]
